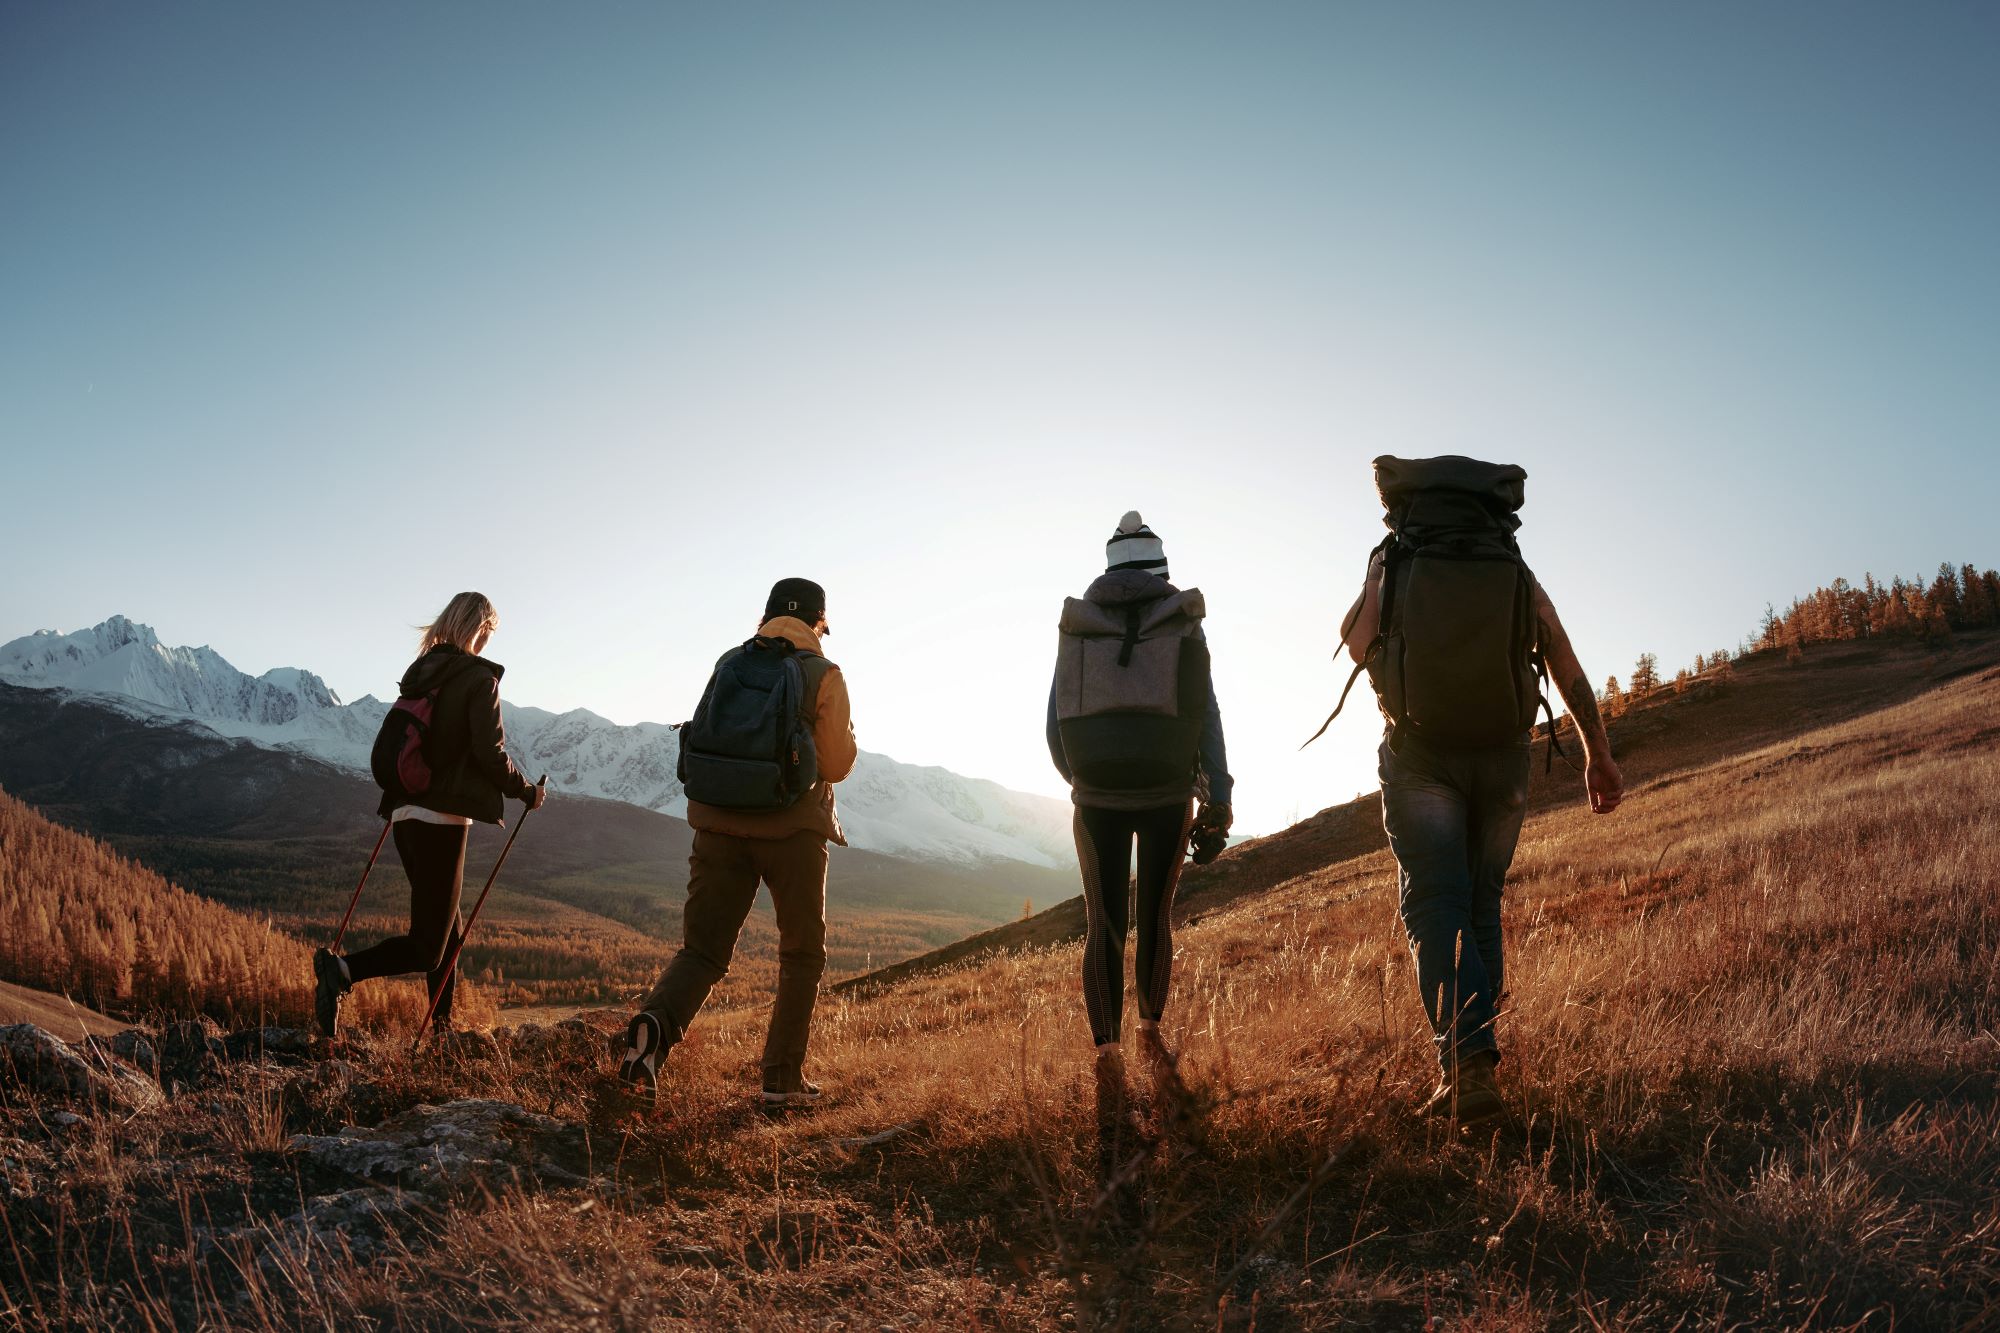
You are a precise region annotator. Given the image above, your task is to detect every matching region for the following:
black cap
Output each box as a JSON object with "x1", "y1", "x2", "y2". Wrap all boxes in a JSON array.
[{"x1": 764, "y1": 578, "x2": 826, "y2": 624}]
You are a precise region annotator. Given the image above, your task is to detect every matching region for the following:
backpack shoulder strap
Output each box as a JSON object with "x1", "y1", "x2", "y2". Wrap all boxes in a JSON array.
[
  {"x1": 1116, "y1": 604, "x2": 1144, "y2": 666},
  {"x1": 793, "y1": 652, "x2": 833, "y2": 722}
]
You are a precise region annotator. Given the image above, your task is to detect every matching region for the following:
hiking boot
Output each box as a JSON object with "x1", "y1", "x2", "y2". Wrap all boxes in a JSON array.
[
  {"x1": 760, "y1": 1074, "x2": 823, "y2": 1109},
  {"x1": 1423, "y1": 1051, "x2": 1504, "y2": 1127},
  {"x1": 614, "y1": 1012, "x2": 665, "y2": 1104},
  {"x1": 311, "y1": 948, "x2": 349, "y2": 1039}
]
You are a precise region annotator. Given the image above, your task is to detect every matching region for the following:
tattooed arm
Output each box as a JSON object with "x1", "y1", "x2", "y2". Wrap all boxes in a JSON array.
[{"x1": 1533, "y1": 582, "x2": 1625, "y2": 814}]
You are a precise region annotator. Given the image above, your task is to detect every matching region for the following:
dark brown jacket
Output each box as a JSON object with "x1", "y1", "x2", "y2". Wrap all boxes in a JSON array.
[{"x1": 375, "y1": 645, "x2": 534, "y2": 823}]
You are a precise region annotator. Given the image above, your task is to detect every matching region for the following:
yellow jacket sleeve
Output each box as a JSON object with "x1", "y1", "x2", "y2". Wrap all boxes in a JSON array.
[{"x1": 814, "y1": 666, "x2": 858, "y2": 784}]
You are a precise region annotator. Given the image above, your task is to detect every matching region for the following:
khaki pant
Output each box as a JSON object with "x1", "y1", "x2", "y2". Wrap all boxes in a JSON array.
[{"x1": 641, "y1": 828, "x2": 828, "y2": 1089}]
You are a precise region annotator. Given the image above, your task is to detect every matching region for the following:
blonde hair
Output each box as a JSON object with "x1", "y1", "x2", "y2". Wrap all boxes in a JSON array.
[{"x1": 418, "y1": 592, "x2": 499, "y2": 654}]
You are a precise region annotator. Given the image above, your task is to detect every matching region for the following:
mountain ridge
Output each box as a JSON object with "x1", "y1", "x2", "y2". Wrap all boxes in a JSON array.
[{"x1": 0, "y1": 616, "x2": 1074, "y2": 870}]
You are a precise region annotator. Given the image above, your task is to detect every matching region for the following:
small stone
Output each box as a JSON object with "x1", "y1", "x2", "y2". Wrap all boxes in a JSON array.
[
  {"x1": 437, "y1": 1028, "x2": 500, "y2": 1062},
  {"x1": 157, "y1": 1018, "x2": 226, "y2": 1077},
  {"x1": 222, "y1": 1026, "x2": 315, "y2": 1061},
  {"x1": 108, "y1": 1029, "x2": 160, "y2": 1076}
]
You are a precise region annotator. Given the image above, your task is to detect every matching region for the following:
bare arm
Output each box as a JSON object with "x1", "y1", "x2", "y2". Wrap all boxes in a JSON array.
[
  {"x1": 1535, "y1": 584, "x2": 1624, "y2": 814},
  {"x1": 1340, "y1": 551, "x2": 1385, "y2": 663}
]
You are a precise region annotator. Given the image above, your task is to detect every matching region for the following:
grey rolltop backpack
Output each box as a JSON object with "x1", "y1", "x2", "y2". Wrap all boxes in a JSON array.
[
  {"x1": 677, "y1": 636, "x2": 827, "y2": 810},
  {"x1": 1306, "y1": 456, "x2": 1562, "y2": 760},
  {"x1": 1054, "y1": 589, "x2": 1211, "y2": 790}
]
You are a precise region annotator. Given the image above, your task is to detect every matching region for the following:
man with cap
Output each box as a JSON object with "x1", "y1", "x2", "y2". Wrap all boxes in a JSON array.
[
  {"x1": 616, "y1": 577, "x2": 857, "y2": 1107},
  {"x1": 1048, "y1": 513, "x2": 1233, "y2": 1139}
]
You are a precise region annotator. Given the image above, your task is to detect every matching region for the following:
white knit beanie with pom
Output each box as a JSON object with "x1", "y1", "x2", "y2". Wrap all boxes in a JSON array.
[{"x1": 1106, "y1": 510, "x2": 1168, "y2": 578}]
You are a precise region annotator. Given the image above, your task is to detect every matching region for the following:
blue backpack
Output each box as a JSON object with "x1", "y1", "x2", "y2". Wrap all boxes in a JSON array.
[{"x1": 677, "y1": 636, "x2": 821, "y2": 810}]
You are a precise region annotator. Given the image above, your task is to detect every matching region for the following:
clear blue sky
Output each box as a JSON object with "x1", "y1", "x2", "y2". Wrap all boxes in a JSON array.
[{"x1": 3, "y1": 2, "x2": 1995, "y2": 833}]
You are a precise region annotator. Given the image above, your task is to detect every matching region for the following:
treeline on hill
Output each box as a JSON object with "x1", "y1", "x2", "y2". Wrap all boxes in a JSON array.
[
  {"x1": 0, "y1": 786, "x2": 483, "y2": 1030},
  {"x1": 1601, "y1": 559, "x2": 1996, "y2": 713}
]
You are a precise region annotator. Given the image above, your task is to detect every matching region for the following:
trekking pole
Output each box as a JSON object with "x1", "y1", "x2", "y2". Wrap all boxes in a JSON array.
[
  {"x1": 411, "y1": 776, "x2": 546, "y2": 1051},
  {"x1": 331, "y1": 821, "x2": 392, "y2": 953}
]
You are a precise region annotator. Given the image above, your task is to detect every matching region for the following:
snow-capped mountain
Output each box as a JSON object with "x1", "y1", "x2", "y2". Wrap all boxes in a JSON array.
[{"x1": 0, "y1": 617, "x2": 1076, "y2": 869}]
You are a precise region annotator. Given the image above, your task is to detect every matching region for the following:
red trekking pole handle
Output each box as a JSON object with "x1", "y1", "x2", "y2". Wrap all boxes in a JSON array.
[
  {"x1": 331, "y1": 821, "x2": 392, "y2": 954},
  {"x1": 411, "y1": 776, "x2": 546, "y2": 1050}
]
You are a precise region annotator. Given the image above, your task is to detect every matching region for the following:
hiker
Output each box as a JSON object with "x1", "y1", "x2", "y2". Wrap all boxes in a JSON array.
[
  {"x1": 1047, "y1": 512, "x2": 1232, "y2": 1097},
  {"x1": 313, "y1": 591, "x2": 545, "y2": 1038},
  {"x1": 1329, "y1": 456, "x2": 1623, "y2": 1125},
  {"x1": 615, "y1": 578, "x2": 857, "y2": 1107}
]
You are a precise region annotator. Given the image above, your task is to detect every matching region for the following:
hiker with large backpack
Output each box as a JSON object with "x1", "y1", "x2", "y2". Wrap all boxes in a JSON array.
[
  {"x1": 614, "y1": 578, "x2": 857, "y2": 1108},
  {"x1": 313, "y1": 591, "x2": 546, "y2": 1038},
  {"x1": 1048, "y1": 513, "x2": 1233, "y2": 1106},
  {"x1": 1316, "y1": 457, "x2": 1623, "y2": 1126}
]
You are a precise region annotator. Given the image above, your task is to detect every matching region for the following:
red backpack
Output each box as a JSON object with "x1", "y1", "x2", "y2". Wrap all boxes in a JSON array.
[{"x1": 370, "y1": 688, "x2": 441, "y2": 799}]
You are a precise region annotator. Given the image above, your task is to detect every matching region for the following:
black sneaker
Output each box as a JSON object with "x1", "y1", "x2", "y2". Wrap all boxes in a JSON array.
[
  {"x1": 312, "y1": 948, "x2": 348, "y2": 1039},
  {"x1": 615, "y1": 1013, "x2": 664, "y2": 1103}
]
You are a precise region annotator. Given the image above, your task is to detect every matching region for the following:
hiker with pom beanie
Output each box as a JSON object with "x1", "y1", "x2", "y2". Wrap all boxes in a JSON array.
[{"x1": 1047, "y1": 512, "x2": 1233, "y2": 1110}]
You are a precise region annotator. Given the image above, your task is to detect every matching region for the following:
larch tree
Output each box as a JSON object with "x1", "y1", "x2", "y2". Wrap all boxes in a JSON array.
[
  {"x1": 1630, "y1": 653, "x2": 1661, "y2": 698},
  {"x1": 1929, "y1": 563, "x2": 1963, "y2": 627},
  {"x1": 1958, "y1": 563, "x2": 1996, "y2": 627}
]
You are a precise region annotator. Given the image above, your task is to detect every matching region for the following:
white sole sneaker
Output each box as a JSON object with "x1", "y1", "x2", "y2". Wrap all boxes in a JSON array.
[{"x1": 616, "y1": 1013, "x2": 663, "y2": 1103}]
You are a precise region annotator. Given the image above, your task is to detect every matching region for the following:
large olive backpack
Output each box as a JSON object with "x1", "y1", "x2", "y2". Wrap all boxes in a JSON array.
[{"x1": 1307, "y1": 456, "x2": 1560, "y2": 756}]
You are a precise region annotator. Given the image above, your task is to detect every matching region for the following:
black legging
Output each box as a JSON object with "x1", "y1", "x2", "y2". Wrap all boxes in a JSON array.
[
  {"x1": 1074, "y1": 801, "x2": 1194, "y2": 1046},
  {"x1": 343, "y1": 820, "x2": 467, "y2": 1021}
]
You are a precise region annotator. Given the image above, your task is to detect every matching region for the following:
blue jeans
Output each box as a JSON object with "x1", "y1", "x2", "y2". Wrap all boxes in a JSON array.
[{"x1": 1378, "y1": 732, "x2": 1531, "y2": 1072}]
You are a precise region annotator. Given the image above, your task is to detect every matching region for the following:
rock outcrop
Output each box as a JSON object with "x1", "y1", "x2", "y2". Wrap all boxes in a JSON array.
[
  {"x1": 200, "y1": 1186, "x2": 423, "y2": 1281},
  {"x1": 289, "y1": 1098, "x2": 596, "y2": 1195},
  {"x1": 0, "y1": 1023, "x2": 163, "y2": 1112}
]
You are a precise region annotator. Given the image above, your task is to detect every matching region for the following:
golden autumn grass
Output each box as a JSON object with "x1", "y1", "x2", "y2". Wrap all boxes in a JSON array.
[{"x1": 5, "y1": 650, "x2": 1998, "y2": 1330}]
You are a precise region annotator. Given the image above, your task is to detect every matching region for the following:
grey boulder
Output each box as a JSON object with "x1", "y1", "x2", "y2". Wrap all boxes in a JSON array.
[{"x1": 0, "y1": 1024, "x2": 163, "y2": 1112}]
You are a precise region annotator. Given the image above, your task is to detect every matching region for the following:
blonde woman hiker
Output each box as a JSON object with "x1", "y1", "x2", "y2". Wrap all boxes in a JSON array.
[
  {"x1": 312, "y1": 591, "x2": 545, "y2": 1038},
  {"x1": 1047, "y1": 513, "x2": 1233, "y2": 1146}
]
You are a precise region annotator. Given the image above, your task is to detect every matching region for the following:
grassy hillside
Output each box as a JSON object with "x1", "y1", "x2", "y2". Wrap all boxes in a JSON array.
[
  {"x1": 0, "y1": 789, "x2": 492, "y2": 1031},
  {"x1": 0, "y1": 980, "x2": 121, "y2": 1042},
  {"x1": 4, "y1": 631, "x2": 1993, "y2": 1327},
  {"x1": 843, "y1": 629, "x2": 2000, "y2": 991}
]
